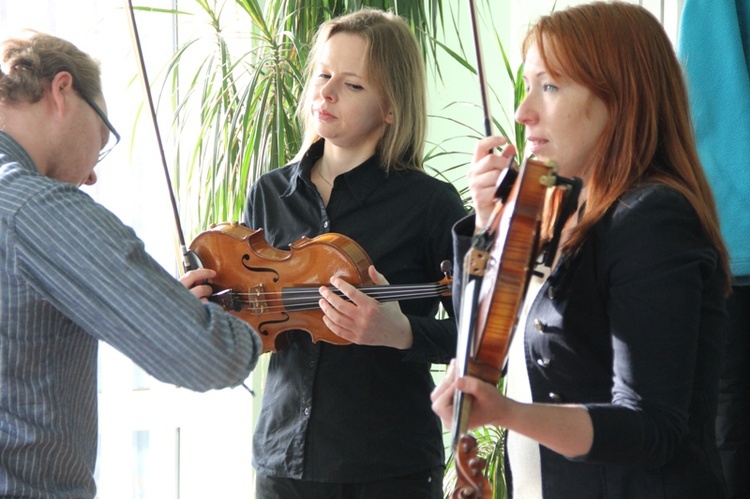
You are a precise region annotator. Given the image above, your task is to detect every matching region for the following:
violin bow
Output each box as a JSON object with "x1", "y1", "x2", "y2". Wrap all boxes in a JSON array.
[
  {"x1": 453, "y1": 0, "x2": 498, "y2": 436},
  {"x1": 449, "y1": 2, "x2": 496, "y2": 498},
  {"x1": 469, "y1": 0, "x2": 492, "y2": 138},
  {"x1": 124, "y1": 0, "x2": 202, "y2": 272}
]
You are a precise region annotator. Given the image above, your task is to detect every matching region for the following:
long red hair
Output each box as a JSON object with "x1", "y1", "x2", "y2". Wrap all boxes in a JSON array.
[{"x1": 525, "y1": 1, "x2": 730, "y2": 286}]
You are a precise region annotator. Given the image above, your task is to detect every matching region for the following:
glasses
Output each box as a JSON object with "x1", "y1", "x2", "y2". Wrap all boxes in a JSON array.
[{"x1": 79, "y1": 93, "x2": 121, "y2": 162}]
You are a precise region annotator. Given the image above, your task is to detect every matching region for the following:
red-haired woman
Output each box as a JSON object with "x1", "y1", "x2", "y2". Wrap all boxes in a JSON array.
[{"x1": 432, "y1": 2, "x2": 730, "y2": 498}]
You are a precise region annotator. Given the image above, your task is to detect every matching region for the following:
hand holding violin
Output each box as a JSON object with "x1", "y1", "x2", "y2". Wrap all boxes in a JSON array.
[
  {"x1": 318, "y1": 265, "x2": 413, "y2": 349},
  {"x1": 431, "y1": 362, "x2": 509, "y2": 430},
  {"x1": 179, "y1": 268, "x2": 217, "y2": 302},
  {"x1": 467, "y1": 137, "x2": 517, "y2": 231},
  {"x1": 433, "y1": 359, "x2": 594, "y2": 460}
]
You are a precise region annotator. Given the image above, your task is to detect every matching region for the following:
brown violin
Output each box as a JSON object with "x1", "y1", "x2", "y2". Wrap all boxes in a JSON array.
[
  {"x1": 448, "y1": 0, "x2": 583, "y2": 495},
  {"x1": 189, "y1": 222, "x2": 452, "y2": 353},
  {"x1": 450, "y1": 156, "x2": 558, "y2": 499}
]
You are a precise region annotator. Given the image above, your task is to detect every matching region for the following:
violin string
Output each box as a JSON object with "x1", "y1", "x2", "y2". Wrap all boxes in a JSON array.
[
  {"x1": 219, "y1": 285, "x2": 448, "y2": 300},
  {"x1": 225, "y1": 293, "x2": 446, "y2": 309},
  {"x1": 231, "y1": 292, "x2": 447, "y2": 314},
  {"x1": 214, "y1": 284, "x2": 450, "y2": 313},
  {"x1": 230, "y1": 289, "x2": 447, "y2": 305},
  {"x1": 214, "y1": 283, "x2": 448, "y2": 297}
]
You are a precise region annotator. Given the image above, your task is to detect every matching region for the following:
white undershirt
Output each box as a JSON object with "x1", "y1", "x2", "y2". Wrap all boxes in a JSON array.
[{"x1": 506, "y1": 270, "x2": 549, "y2": 498}]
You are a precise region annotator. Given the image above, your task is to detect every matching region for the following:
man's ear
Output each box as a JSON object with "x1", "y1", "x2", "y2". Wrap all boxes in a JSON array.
[{"x1": 49, "y1": 71, "x2": 75, "y2": 113}]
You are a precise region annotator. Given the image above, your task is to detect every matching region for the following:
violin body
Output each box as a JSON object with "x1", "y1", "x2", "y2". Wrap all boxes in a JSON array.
[
  {"x1": 471, "y1": 157, "x2": 553, "y2": 381},
  {"x1": 190, "y1": 222, "x2": 373, "y2": 352},
  {"x1": 189, "y1": 223, "x2": 451, "y2": 353},
  {"x1": 451, "y1": 157, "x2": 558, "y2": 498}
]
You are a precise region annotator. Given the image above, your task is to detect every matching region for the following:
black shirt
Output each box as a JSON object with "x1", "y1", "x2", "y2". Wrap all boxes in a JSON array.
[
  {"x1": 452, "y1": 184, "x2": 728, "y2": 498},
  {"x1": 244, "y1": 140, "x2": 467, "y2": 482}
]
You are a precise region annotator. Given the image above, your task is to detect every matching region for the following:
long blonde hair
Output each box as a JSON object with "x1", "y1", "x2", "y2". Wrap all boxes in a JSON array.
[
  {"x1": 294, "y1": 8, "x2": 426, "y2": 172},
  {"x1": 525, "y1": 1, "x2": 730, "y2": 284}
]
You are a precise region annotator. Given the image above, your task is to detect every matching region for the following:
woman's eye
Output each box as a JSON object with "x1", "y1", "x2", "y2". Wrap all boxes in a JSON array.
[
  {"x1": 543, "y1": 83, "x2": 558, "y2": 92},
  {"x1": 317, "y1": 73, "x2": 331, "y2": 80},
  {"x1": 346, "y1": 83, "x2": 364, "y2": 90}
]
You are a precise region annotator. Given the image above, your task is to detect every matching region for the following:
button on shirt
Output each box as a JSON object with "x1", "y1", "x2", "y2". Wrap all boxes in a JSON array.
[{"x1": 244, "y1": 140, "x2": 467, "y2": 482}]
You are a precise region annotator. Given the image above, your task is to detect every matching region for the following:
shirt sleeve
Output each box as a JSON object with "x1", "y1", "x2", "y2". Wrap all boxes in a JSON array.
[
  {"x1": 582, "y1": 186, "x2": 725, "y2": 466},
  {"x1": 14, "y1": 183, "x2": 262, "y2": 392},
  {"x1": 404, "y1": 182, "x2": 467, "y2": 364}
]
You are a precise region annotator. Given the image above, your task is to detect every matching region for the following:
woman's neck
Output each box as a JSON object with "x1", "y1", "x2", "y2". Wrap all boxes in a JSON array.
[{"x1": 321, "y1": 140, "x2": 376, "y2": 177}]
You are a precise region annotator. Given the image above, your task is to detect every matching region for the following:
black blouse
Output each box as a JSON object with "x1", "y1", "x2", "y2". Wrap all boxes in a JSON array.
[
  {"x1": 244, "y1": 140, "x2": 467, "y2": 482},
  {"x1": 453, "y1": 184, "x2": 728, "y2": 498}
]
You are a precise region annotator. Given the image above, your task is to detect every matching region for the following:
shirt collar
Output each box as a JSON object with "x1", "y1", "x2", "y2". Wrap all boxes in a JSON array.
[
  {"x1": 283, "y1": 140, "x2": 325, "y2": 198},
  {"x1": 0, "y1": 130, "x2": 38, "y2": 174},
  {"x1": 284, "y1": 139, "x2": 388, "y2": 206}
]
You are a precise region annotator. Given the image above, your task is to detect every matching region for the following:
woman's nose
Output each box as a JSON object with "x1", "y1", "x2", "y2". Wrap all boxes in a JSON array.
[
  {"x1": 514, "y1": 95, "x2": 537, "y2": 126},
  {"x1": 320, "y1": 80, "x2": 336, "y2": 102}
]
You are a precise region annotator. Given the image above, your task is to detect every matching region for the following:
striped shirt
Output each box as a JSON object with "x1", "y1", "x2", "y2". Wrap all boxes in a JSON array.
[{"x1": 0, "y1": 131, "x2": 262, "y2": 497}]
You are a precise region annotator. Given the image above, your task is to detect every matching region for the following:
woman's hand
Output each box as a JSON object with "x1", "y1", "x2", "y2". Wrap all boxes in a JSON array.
[
  {"x1": 179, "y1": 268, "x2": 217, "y2": 302},
  {"x1": 431, "y1": 361, "x2": 508, "y2": 429},
  {"x1": 318, "y1": 265, "x2": 413, "y2": 349},
  {"x1": 432, "y1": 362, "x2": 595, "y2": 458},
  {"x1": 467, "y1": 136, "x2": 517, "y2": 231}
]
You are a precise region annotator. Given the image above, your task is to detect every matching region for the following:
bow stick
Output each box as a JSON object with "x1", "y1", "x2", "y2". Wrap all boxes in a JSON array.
[
  {"x1": 448, "y1": 2, "x2": 500, "y2": 498},
  {"x1": 124, "y1": 0, "x2": 202, "y2": 272}
]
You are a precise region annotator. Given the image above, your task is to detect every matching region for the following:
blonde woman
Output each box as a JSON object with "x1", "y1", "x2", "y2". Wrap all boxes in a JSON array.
[{"x1": 244, "y1": 8, "x2": 466, "y2": 498}]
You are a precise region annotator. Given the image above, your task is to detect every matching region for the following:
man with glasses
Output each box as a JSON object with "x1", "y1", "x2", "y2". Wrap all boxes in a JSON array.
[
  {"x1": 79, "y1": 91, "x2": 121, "y2": 163},
  {"x1": 0, "y1": 31, "x2": 262, "y2": 497}
]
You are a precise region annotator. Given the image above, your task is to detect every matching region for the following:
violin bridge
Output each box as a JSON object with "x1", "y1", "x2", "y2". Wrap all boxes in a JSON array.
[{"x1": 245, "y1": 285, "x2": 266, "y2": 314}]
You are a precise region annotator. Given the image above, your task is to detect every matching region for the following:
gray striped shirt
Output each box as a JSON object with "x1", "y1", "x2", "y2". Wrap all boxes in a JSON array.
[{"x1": 0, "y1": 131, "x2": 262, "y2": 497}]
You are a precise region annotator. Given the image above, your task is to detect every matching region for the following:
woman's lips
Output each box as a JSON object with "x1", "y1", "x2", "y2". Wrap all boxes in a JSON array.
[
  {"x1": 315, "y1": 108, "x2": 336, "y2": 121},
  {"x1": 527, "y1": 137, "x2": 548, "y2": 154}
]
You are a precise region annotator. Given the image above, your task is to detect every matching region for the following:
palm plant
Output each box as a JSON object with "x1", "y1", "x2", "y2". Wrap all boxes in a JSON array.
[{"x1": 139, "y1": 0, "x2": 451, "y2": 236}]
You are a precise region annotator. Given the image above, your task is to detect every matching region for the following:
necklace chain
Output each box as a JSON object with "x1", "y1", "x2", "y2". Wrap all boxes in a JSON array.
[{"x1": 316, "y1": 164, "x2": 334, "y2": 187}]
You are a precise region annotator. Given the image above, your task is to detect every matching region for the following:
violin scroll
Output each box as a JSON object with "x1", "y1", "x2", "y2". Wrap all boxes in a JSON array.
[{"x1": 452, "y1": 434, "x2": 491, "y2": 499}]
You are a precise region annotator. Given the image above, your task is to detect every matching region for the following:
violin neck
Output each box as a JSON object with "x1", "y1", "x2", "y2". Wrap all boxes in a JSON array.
[
  {"x1": 282, "y1": 282, "x2": 448, "y2": 312},
  {"x1": 451, "y1": 390, "x2": 473, "y2": 452},
  {"x1": 354, "y1": 282, "x2": 449, "y2": 302}
]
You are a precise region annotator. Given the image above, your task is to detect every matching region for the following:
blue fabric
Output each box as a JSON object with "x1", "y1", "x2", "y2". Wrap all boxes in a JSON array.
[{"x1": 678, "y1": 0, "x2": 750, "y2": 278}]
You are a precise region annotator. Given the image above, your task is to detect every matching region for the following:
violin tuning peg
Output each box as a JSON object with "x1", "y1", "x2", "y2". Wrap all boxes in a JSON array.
[{"x1": 440, "y1": 260, "x2": 453, "y2": 278}]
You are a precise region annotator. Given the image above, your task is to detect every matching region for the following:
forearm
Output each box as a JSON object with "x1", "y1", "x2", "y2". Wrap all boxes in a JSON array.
[{"x1": 500, "y1": 400, "x2": 594, "y2": 458}]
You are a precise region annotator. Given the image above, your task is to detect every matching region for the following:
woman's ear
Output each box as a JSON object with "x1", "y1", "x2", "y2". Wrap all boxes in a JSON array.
[{"x1": 385, "y1": 109, "x2": 394, "y2": 125}]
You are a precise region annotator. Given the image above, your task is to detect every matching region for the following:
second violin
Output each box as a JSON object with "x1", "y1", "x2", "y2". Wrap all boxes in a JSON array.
[{"x1": 189, "y1": 222, "x2": 452, "y2": 353}]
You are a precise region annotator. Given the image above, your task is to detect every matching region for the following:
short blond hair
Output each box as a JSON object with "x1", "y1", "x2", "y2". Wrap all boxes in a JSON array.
[{"x1": 0, "y1": 30, "x2": 101, "y2": 104}]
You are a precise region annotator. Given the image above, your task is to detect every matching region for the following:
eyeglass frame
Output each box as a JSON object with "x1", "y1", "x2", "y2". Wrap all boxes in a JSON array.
[{"x1": 78, "y1": 92, "x2": 121, "y2": 162}]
